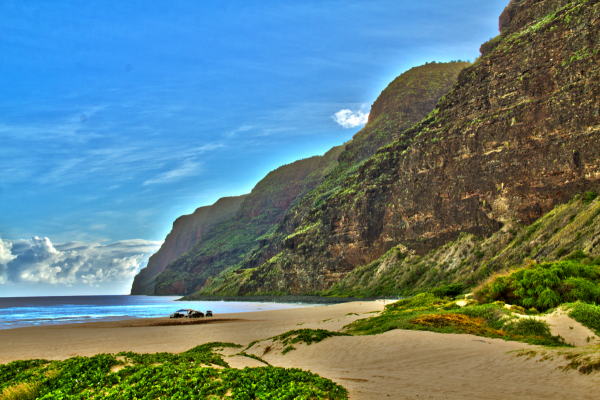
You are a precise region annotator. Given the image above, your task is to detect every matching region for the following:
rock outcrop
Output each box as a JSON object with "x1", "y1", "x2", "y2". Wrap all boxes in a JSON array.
[
  {"x1": 207, "y1": 0, "x2": 600, "y2": 296},
  {"x1": 130, "y1": 196, "x2": 246, "y2": 295}
]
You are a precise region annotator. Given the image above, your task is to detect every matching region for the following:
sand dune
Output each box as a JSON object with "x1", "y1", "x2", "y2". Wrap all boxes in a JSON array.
[{"x1": 0, "y1": 301, "x2": 598, "y2": 399}]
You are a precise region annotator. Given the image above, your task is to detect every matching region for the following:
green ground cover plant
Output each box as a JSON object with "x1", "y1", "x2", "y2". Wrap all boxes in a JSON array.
[
  {"x1": 0, "y1": 343, "x2": 348, "y2": 400},
  {"x1": 345, "y1": 293, "x2": 567, "y2": 346}
]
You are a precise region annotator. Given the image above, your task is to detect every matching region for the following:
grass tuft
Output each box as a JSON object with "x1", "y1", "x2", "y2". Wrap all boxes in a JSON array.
[{"x1": 0, "y1": 382, "x2": 40, "y2": 400}]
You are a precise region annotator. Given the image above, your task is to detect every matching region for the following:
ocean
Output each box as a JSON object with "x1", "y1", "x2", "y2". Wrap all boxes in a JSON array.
[{"x1": 0, "y1": 295, "x2": 320, "y2": 330}]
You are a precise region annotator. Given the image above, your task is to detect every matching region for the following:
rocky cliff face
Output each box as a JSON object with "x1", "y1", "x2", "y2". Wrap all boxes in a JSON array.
[
  {"x1": 130, "y1": 196, "x2": 246, "y2": 295},
  {"x1": 219, "y1": 62, "x2": 469, "y2": 283},
  {"x1": 323, "y1": 191, "x2": 600, "y2": 297},
  {"x1": 152, "y1": 146, "x2": 344, "y2": 295},
  {"x1": 212, "y1": 0, "x2": 600, "y2": 296}
]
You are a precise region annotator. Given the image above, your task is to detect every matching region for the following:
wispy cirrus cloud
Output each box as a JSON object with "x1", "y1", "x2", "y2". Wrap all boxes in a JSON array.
[
  {"x1": 143, "y1": 159, "x2": 202, "y2": 185},
  {"x1": 224, "y1": 125, "x2": 253, "y2": 138},
  {"x1": 141, "y1": 144, "x2": 223, "y2": 186}
]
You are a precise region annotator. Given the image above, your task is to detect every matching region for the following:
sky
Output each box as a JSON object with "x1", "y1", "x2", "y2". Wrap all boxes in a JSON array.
[{"x1": 0, "y1": 0, "x2": 509, "y2": 296}]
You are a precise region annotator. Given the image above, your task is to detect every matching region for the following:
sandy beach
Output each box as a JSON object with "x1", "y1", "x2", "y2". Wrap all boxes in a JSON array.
[{"x1": 1, "y1": 300, "x2": 598, "y2": 399}]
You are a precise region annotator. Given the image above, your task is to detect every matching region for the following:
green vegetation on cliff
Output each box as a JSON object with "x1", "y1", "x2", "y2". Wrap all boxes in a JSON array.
[{"x1": 145, "y1": 0, "x2": 600, "y2": 300}]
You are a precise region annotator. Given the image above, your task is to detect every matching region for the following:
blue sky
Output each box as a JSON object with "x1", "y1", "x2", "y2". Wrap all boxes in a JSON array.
[{"x1": 0, "y1": 0, "x2": 508, "y2": 295}]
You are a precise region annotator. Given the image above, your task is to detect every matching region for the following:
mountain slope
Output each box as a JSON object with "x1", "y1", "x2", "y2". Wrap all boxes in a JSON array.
[
  {"x1": 130, "y1": 196, "x2": 246, "y2": 295},
  {"x1": 152, "y1": 145, "x2": 344, "y2": 295},
  {"x1": 207, "y1": 0, "x2": 600, "y2": 296},
  {"x1": 213, "y1": 61, "x2": 470, "y2": 286}
]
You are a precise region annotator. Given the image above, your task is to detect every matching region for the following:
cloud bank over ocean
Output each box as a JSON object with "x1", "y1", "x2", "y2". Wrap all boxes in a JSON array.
[{"x1": 0, "y1": 236, "x2": 161, "y2": 288}]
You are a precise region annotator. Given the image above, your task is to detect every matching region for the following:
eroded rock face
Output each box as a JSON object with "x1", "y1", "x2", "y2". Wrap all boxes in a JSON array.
[
  {"x1": 130, "y1": 196, "x2": 246, "y2": 295},
  {"x1": 237, "y1": 0, "x2": 600, "y2": 295}
]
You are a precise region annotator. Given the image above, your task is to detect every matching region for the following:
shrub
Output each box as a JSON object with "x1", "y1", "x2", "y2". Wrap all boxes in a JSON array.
[
  {"x1": 429, "y1": 283, "x2": 464, "y2": 298},
  {"x1": 0, "y1": 346, "x2": 348, "y2": 400},
  {"x1": 475, "y1": 260, "x2": 600, "y2": 311},
  {"x1": 457, "y1": 304, "x2": 508, "y2": 330},
  {"x1": 583, "y1": 191, "x2": 598, "y2": 204},
  {"x1": 503, "y1": 318, "x2": 553, "y2": 338}
]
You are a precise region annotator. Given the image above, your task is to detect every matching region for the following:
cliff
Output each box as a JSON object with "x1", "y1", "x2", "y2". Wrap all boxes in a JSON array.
[
  {"x1": 130, "y1": 195, "x2": 246, "y2": 295},
  {"x1": 152, "y1": 145, "x2": 344, "y2": 295},
  {"x1": 203, "y1": 0, "x2": 600, "y2": 296},
  {"x1": 209, "y1": 61, "x2": 469, "y2": 288},
  {"x1": 324, "y1": 191, "x2": 600, "y2": 297}
]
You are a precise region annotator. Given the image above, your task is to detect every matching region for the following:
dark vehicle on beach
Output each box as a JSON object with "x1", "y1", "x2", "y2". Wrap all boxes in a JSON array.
[
  {"x1": 206, "y1": 310, "x2": 213, "y2": 317},
  {"x1": 188, "y1": 310, "x2": 204, "y2": 318},
  {"x1": 170, "y1": 309, "x2": 204, "y2": 318}
]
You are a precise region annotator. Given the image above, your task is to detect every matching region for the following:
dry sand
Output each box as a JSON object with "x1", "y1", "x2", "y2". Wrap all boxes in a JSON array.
[{"x1": 0, "y1": 300, "x2": 599, "y2": 399}]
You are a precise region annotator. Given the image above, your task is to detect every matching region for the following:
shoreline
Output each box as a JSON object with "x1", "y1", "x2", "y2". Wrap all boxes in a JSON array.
[
  {"x1": 176, "y1": 294, "x2": 399, "y2": 303},
  {"x1": 1, "y1": 301, "x2": 598, "y2": 399}
]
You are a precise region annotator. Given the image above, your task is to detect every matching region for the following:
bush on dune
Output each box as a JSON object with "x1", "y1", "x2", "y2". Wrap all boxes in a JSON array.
[
  {"x1": 384, "y1": 292, "x2": 447, "y2": 312},
  {"x1": 502, "y1": 318, "x2": 553, "y2": 338},
  {"x1": 429, "y1": 283, "x2": 464, "y2": 299},
  {"x1": 474, "y1": 258, "x2": 600, "y2": 311}
]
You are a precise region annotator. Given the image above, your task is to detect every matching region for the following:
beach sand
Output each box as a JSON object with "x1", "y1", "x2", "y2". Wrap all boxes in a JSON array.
[{"x1": 1, "y1": 300, "x2": 598, "y2": 399}]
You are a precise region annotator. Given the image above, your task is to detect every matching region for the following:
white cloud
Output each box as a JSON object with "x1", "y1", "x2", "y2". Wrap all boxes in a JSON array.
[
  {"x1": 0, "y1": 236, "x2": 162, "y2": 286},
  {"x1": 333, "y1": 109, "x2": 369, "y2": 128},
  {"x1": 0, "y1": 238, "x2": 17, "y2": 284}
]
